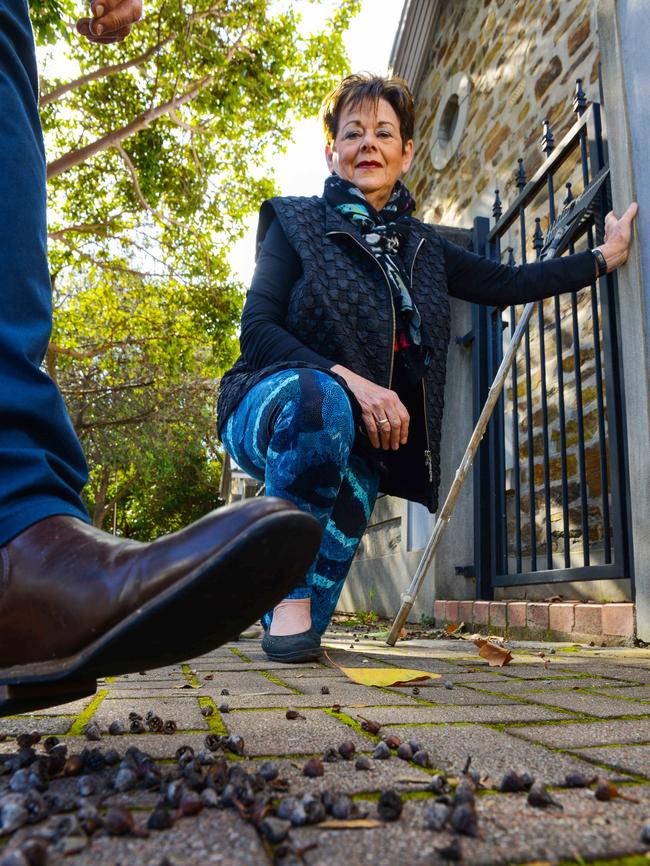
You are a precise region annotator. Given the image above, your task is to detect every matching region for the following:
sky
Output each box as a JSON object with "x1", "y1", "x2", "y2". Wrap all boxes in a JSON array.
[{"x1": 229, "y1": 0, "x2": 405, "y2": 284}]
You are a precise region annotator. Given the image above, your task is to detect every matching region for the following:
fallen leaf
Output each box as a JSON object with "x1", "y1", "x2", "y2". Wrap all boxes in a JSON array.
[
  {"x1": 399, "y1": 627, "x2": 409, "y2": 640},
  {"x1": 325, "y1": 652, "x2": 441, "y2": 687},
  {"x1": 316, "y1": 819, "x2": 383, "y2": 830},
  {"x1": 445, "y1": 622, "x2": 465, "y2": 635},
  {"x1": 474, "y1": 638, "x2": 513, "y2": 667}
]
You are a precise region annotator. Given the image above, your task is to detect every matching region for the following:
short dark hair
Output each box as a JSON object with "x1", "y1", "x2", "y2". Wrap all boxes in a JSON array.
[{"x1": 319, "y1": 73, "x2": 415, "y2": 151}]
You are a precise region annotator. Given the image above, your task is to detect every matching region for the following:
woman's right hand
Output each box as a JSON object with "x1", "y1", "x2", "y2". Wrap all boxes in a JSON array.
[{"x1": 331, "y1": 365, "x2": 409, "y2": 451}]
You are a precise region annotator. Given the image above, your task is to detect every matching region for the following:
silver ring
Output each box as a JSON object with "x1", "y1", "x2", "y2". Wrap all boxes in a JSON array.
[{"x1": 377, "y1": 418, "x2": 390, "y2": 426}]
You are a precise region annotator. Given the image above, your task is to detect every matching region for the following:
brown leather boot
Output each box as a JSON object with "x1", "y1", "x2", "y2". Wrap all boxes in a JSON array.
[{"x1": 0, "y1": 498, "x2": 321, "y2": 714}]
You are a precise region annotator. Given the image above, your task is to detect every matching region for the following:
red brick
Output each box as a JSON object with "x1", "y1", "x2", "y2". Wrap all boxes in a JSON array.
[
  {"x1": 528, "y1": 602, "x2": 550, "y2": 629},
  {"x1": 602, "y1": 603, "x2": 634, "y2": 637},
  {"x1": 507, "y1": 601, "x2": 527, "y2": 627},
  {"x1": 445, "y1": 601, "x2": 460, "y2": 622},
  {"x1": 459, "y1": 601, "x2": 474, "y2": 624},
  {"x1": 574, "y1": 603, "x2": 603, "y2": 634},
  {"x1": 434, "y1": 600, "x2": 446, "y2": 626},
  {"x1": 549, "y1": 603, "x2": 576, "y2": 633},
  {"x1": 473, "y1": 601, "x2": 490, "y2": 625},
  {"x1": 490, "y1": 601, "x2": 507, "y2": 627}
]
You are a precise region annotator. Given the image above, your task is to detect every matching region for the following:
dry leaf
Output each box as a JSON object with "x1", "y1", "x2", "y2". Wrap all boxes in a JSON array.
[
  {"x1": 317, "y1": 819, "x2": 383, "y2": 830},
  {"x1": 474, "y1": 638, "x2": 513, "y2": 667},
  {"x1": 324, "y1": 652, "x2": 440, "y2": 687},
  {"x1": 399, "y1": 627, "x2": 409, "y2": 640}
]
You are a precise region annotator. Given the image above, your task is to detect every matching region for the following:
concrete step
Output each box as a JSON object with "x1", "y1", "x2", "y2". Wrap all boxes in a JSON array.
[{"x1": 433, "y1": 599, "x2": 635, "y2": 645}]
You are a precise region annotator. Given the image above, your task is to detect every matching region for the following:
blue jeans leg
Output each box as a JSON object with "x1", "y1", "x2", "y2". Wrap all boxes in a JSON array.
[
  {"x1": 0, "y1": 0, "x2": 89, "y2": 545},
  {"x1": 221, "y1": 369, "x2": 380, "y2": 635}
]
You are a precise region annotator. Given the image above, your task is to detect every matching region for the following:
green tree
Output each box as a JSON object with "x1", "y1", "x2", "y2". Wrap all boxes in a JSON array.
[{"x1": 39, "y1": 0, "x2": 358, "y2": 535}]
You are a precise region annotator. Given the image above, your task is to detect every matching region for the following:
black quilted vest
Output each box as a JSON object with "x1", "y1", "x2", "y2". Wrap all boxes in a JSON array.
[{"x1": 217, "y1": 196, "x2": 451, "y2": 512}]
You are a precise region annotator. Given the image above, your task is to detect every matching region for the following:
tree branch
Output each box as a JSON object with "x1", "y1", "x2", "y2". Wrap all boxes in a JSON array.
[{"x1": 116, "y1": 144, "x2": 184, "y2": 229}]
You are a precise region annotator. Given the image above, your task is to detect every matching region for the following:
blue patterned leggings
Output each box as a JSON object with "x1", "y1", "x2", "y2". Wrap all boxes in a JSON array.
[{"x1": 221, "y1": 369, "x2": 380, "y2": 635}]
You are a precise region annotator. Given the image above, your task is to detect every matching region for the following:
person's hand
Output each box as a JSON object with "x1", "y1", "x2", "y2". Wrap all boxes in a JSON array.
[
  {"x1": 331, "y1": 365, "x2": 409, "y2": 450},
  {"x1": 596, "y1": 202, "x2": 638, "y2": 272},
  {"x1": 76, "y1": 0, "x2": 143, "y2": 43}
]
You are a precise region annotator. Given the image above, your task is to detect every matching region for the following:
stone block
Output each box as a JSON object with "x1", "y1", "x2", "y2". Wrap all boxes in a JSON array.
[
  {"x1": 527, "y1": 602, "x2": 550, "y2": 629},
  {"x1": 445, "y1": 600, "x2": 460, "y2": 622},
  {"x1": 434, "y1": 599, "x2": 446, "y2": 625},
  {"x1": 489, "y1": 601, "x2": 507, "y2": 626},
  {"x1": 507, "y1": 601, "x2": 527, "y2": 627},
  {"x1": 574, "y1": 603, "x2": 603, "y2": 634},
  {"x1": 549, "y1": 602, "x2": 576, "y2": 633},
  {"x1": 602, "y1": 603, "x2": 634, "y2": 637},
  {"x1": 473, "y1": 600, "x2": 490, "y2": 625},
  {"x1": 459, "y1": 600, "x2": 474, "y2": 624}
]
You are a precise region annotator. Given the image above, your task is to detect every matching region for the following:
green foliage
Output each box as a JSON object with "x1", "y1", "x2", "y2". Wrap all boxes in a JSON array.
[{"x1": 39, "y1": 0, "x2": 358, "y2": 536}]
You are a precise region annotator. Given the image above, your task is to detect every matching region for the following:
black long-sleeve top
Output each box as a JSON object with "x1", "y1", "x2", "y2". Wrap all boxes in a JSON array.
[{"x1": 240, "y1": 217, "x2": 597, "y2": 372}]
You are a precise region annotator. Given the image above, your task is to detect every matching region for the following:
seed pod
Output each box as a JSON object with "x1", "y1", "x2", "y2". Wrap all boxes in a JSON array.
[
  {"x1": 260, "y1": 817, "x2": 291, "y2": 844},
  {"x1": 331, "y1": 704, "x2": 342, "y2": 713},
  {"x1": 436, "y1": 837, "x2": 463, "y2": 862},
  {"x1": 564, "y1": 771, "x2": 595, "y2": 788},
  {"x1": 331, "y1": 794, "x2": 353, "y2": 820},
  {"x1": 114, "y1": 767, "x2": 137, "y2": 793},
  {"x1": 593, "y1": 779, "x2": 638, "y2": 802},
  {"x1": 20, "y1": 838, "x2": 49, "y2": 866},
  {"x1": 500, "y1": 770, "x2": 530, "y2": 793},
  {"x1": 412, "y1": 750, "x2": 431, "y2": 768},
  {"x1": 427, "y1": 774, "x2": 448, "y2": 794},
  {"x1": 383, "y1": 734, "x2": 401, "y2": 749},
  {"x1": 0, "y1": 797, "x2": 29, "y2": 834},
  {"x1": 320, "y1": 686, "x2": 330, "y2": 695},
  {"x1": 355, "y1": 756, "x2": 371, "y2": 771},
  {"x1": 107, "y1": 720, "x2": 125, "y2": 737},
  {"x1": 224, "y1": 735, "x2": 245, "y2": 756},
  {"x1": 396, "y1": 743, "x2": 413, "y2": 761},
  {"x1": 372, "y1": 742, "x2": 390, "y2": 760},
  {"x1": 377, "y1": 790, "x2": 403, "y2": 822},
  {"x1": 62, "y1": 755, "x2": 83, "y2": 777},
  {"x1": 43, "y1": 736, "x2": 60, "y2": 753},
  {"x1": 78, "y1": 775, "x2": 95, "y2": 797},
  {"x1": 305, "y1": 799, "x2": 327, "y2": 824},
  {"x1": 83, "y1": 748, "x2": 106, "y2": 773},
  {"x1": 285, "y1": 709, "x2": 304, "y2": 720},
  {"x1": 204, "y1": 734, "x2": 222, "y2": 752},
  {"x1": 424, "y1": 801, "x2": 450, "y2": 831},
  {"x1": 444, "y1": 681, "x2": 454, "y2": 690},
  {"x1": 259, "y1": 761, "x2": 279, "y2": 781},
  {"x1": 357, "y1": 715, "x2": 381, "y2": 735},
  {"x1": 302, "y1": 757, "x2": 324, "y2": 778},
  {"x1": 104, "y1": 749, "x2": 120, "y2": 766},
  {"x1": 201, "y1": 788, "x2": 219, "y2": 808},
  {"x1": 220, "y1": 689, "x2": 229, "y2": 695},
  {"x1": 83, "y1": 722, "x2": 101, "y2": 742},
  {"x1": 408, "y1": 739, "x2": 423, "y2": 754},
  {"x1": 219, "y1": 704, "x2": 231, "y2": 714},
  {"x1": 201, "y1": 706, "x2": 214, "y2": 718},
  {"x1": 104, "y1": 807, "x2": 136, "y2": 836},
  {"x1": 277, "y1": 797, "x2": 298, "y2": 821},
  {"x1": 129, "y1": 719, "x2": 146, "y2": 735},
  {"x1": 323, "y1": 747, "x2": 338, "y2": 763},
  {"x1": 148, "y1": 807, "x2": 173, "y2": 830},
  {"x1": 0, "y1": 851, "x2": 29, "y2": 866},
  {"x1": 77, "y1": 802, "x2": 103, "y2": 836},
  {"x1": 128, "y1": 712, "x2": 143, "y2": 722},
  {"x1": 412, "y1": 687, "x2": 420, "y2": 695},
  {"x1": 527, "y1": 782, "x2": 562, "y2": 809},
  {"x1": 641, "y1": 823, "x2": 650, "y2": 845},
  {"x1": 450, "y1": 802, "x2": 478, "y2": 837},
  {"x1": 453, "y1": 777, "x2": 476, "y2": 806},
  {"x1": 175, "y1": 745, "x2": 194, "y2": 764},
  {"x1": 146, "y1": 715, "x2": 163, "y2": 733},
  {"x1": 289, "y1": 804, "x2": 308, "y2": 827},
  {"x1": 338, "y1": 741, "x2": 356, "y2": 761},
  {"x1": 174, "y1": 789, "x2": 203, "y2": 818},
  {"x1": 163, "y1": 720, "x2": 177, "y2": 735}
]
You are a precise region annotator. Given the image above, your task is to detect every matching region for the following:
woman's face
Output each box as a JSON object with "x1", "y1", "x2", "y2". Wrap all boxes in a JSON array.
[{"x1": 325, "y1": 97, "x2": 414, "y2": 211}]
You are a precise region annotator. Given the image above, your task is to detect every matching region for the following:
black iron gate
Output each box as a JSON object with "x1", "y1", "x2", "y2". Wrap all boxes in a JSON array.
[{"x1": 470, "y1": 81, "x2": 631, "y2": 598}]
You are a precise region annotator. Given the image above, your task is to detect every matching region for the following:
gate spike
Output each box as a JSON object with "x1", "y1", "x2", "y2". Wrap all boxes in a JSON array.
[
  {"x1": 492, "y1": 189, "x2": 502, "y2": 221},
  {"x1": 573, "y1": 78, "x2": 588, "y2": 116},
  {"x1": 541, "y1": 119, "x2": 555, "y2": 157},
  {"x1": 507, "y1": 246, "x2": 516, "y2": 267},
  {"x1": 516, "y1": 158, "x2": 527, "y2": 191},
  {"x1": 563, "y1": 182, "x2": 574, "y2": 206},
  {"x1": 533, "y1": 217, "x2": 544, "y2": 257}
]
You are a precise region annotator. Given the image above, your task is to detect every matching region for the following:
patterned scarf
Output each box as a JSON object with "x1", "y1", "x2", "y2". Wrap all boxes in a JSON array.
[{"x1": 324, "y1": 175, "x2": 431, "y2": 386}]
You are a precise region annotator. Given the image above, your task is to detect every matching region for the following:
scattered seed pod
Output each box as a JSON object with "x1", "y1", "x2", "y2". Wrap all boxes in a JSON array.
[
  {"x1": 104, "y1": 749, "x2": 120, "y2": 766},
  {"x1": 224, "y1": 735, "x2": 245, "y2": 756},
  {"x1": 302, "y1": 757, "x2": 324, "y2": 778},
  {"x1": 338, "y1": 741, "x2": 356, "y2": 761},
  {"x1": 500, "y1": 770, "x2": 533, "y2": 793},
  {"x1": 146, "y1": 715, "x2": 163, "y2": 733},
  {"x1": 63, "y1": 755, "x2": 83, "y2": 777},
  {"x1": 331, "y1": 704, "x2": 342, "y2": 713},
  {"x1": 427, "y1": 774, "x2": 448, "y2": 794},
  {"x1": 412, "y1": 749, "x2": 431, "y2": 768},
  {"x1": 77, "y1": 802, "x2": 103, "y2": 836},
  {"x1": 322, "y1": 747, "x2": 338, "y2": 763},
  {"x1": 201, "y1": 706, "x2": 214, "y2": 718},
  {"x1": 84, "y1": 722, "x2": 101, "y2": 742},
  {"x1": 564, "y1": 771, "x2": 595, "y2": 788},
  {"x1": 148, "y1": 807, "x2": 173, "y2": 830},
  {"x1": 43, "y1": 736, "x2": 60, "y2": 753},
  {"x1": 412, "y1": 687, "x2": 420, "y2": 695},
  {"x1": 128, "y1": 711, "x2": 142, "y2": 721},
  {"x1": 372, "y1": 741, "x2": 390, "y2": 760},
  {"x1": 331, "y1": 794, "x2": 353, "y2": 820},
  {"x1": 175, "y1": 789, "x2": 203, "y2": 818},
  {"x1": 19, "y1": 838, "x2": 49, "y2": 866},
  {"x1": 450, "y1": 802, "x2": 479, "y2": 837},
  {"x1": 220, "y1": 688, "x2": 229, "y2": 695},
  {"x1": 218, "y1": 704, "x2": 230, "y2": 714},
  {"x1": 107, "y1": 720, "x2": 125, "y2": 736},
  {"x1": 453, "y1": 778, "x2": 476, "y2": 806},
  {"x1": 114, "y1": 767, "x2": 137, "y2": 793},
  {"x1": 163, "y1": 720, "x2": 177, "y2": 735},
  {"x1": 78, "y1": 775, "x2": 95, "y2": 797},
  {"x1": 260, "y1": 817, "x2": 291, "y2": 844},
  {"x1": 383, "y1": 734, "x2": 401, "y2": 749},
  {"x1": 436, "y1": 837, "x2": 463, "y2": 862},
  {"x1": 0, "y1": 796, "x2": 29, "y2": 834},
  {"x1": 104, "y1": 807, "x2": 137, "y2": 837},
  {"x1": 396, "y1": 743, "x2": 413, "y2": 761},
  {"x1": 277, "y1": 797, "x2": 299, "y2": 821},
  {"x1": 259, "y1": 761, "x2": 279, "y2": 781},
  {"x1": 204, "y1": 734, "x2": 223, "y2": 752},
  {"x1": 355, "y1": 756, "x2": 372, "y2": 771},
  {"x1": 641, "y1": 823, "x2": 650, "y2": 845},
  {"x1": 320, "y1": 686, "x2": 330, "y2": 695},
  {"x1": 444, "y1": 681, "x2": 454, "y2": 690},
  {"x1": 424, "y1": 800, "x2": 450, "y2": 831},
  {"x1": 357, "y1": 715, "x2": 381, "y2": 735},
  {"x1": 593, "y1": 780, "x2": 639, "y2": 802},
  {"x1": 527, "y1": 782, "x2": 562, "y2": 809},
  {"x1": 129, "y1": 719, "x2": 146, "y2": 734},
  {"x1": 285, "y1": 710, "x2": 305, "y2": 720},
  {"x1": 201, "y1": 788, "x2": 219, "y2": 808},
  {"x1": 0, "y1": 851, "x2": 29, "y2": 866},
  {"x1": 408, "y1": 739, "x2": 423, "y2": 754},
  {"x1": 377, "y1": 790, "x2": 403, "y2": 822}
]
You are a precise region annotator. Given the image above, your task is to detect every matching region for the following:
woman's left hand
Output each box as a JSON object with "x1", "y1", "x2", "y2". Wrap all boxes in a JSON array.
[{"x1": 597, "y1": 202, "x2": 638, "y2": 271}]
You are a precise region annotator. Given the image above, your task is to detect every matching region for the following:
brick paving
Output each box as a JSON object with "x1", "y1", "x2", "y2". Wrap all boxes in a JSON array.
[{"x1": 1, "y1": 627, "x2": 650, "y2": 865}]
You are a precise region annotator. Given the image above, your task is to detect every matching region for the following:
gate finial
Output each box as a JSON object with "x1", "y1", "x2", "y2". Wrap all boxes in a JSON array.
[
  {"x1": 492, "y1": 189, "x2": 502, "y2": 221},
  {"x1": 516, "y1": 158, "x2": 526, "y2": 191},
  {"x1": 563, "y1": 182, "x2": 574, "y2": 206},
  {"x1": 542, "y1": 120, "x2": 555, "y2": 157},
  {"x1": 507, "y1": 246, "x2": 516, "y2": 267},
  {"x1": 573, "y1": 78, "x2": 588, "y2": 116},
  {"x1": 533, "y1": 217, "x2": 544, "y2": 258}
]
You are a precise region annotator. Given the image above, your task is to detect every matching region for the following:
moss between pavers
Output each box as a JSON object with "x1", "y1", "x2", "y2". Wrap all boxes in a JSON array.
[
  {"x1": 259, "y1": 670, "x2": 303, "y2": 695},
  {"x1": 229, "y1": 646, "x2": 253, "y2": 662},
  {"x1": 555, "y1": 856, "x2": 650, "y2": 866},
  {"x1": 181, "y1": 663, "x2": 201, "y2": 688},
  {"x1": 66, "y1": 689, "x2": 108, "y2": 735}
]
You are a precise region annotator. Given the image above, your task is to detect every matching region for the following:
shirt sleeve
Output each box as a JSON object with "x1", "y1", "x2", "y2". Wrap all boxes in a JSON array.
[
  {"x1": 239, "y1": 217, "x2": 334, "y2": 370},
  {"x1": 440, "y1": 234, "x2": 597, "y2": 307}
]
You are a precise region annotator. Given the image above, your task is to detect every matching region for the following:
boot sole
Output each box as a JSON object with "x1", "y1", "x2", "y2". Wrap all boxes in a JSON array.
[{"x1": 0, "y1": 509, "x2": 321, "y2": 715}]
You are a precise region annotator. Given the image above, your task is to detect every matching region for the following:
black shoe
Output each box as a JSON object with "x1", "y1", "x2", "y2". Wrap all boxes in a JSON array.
[{"x1": 261, "y1": 627, "x2": 322, "y2": 663}]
